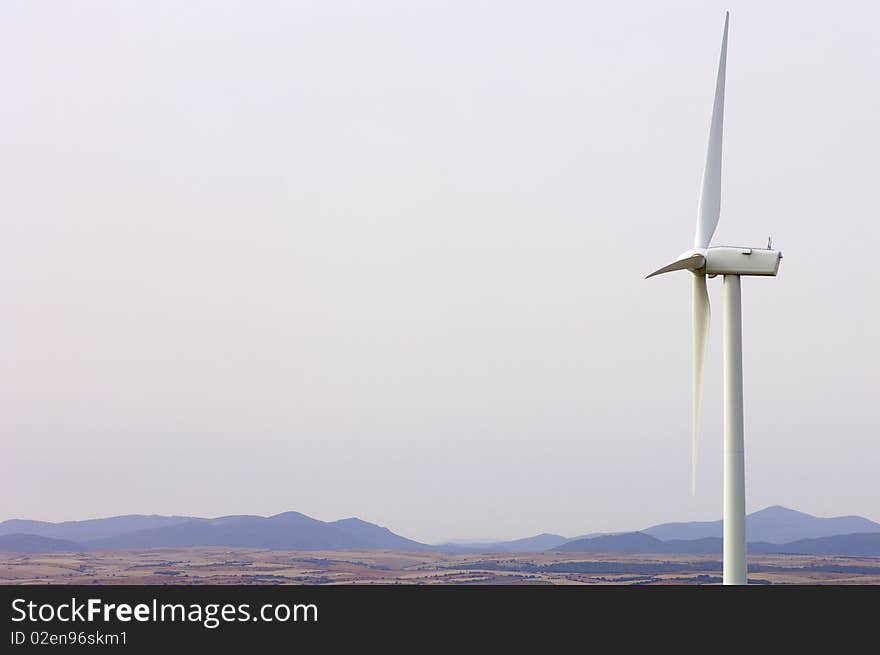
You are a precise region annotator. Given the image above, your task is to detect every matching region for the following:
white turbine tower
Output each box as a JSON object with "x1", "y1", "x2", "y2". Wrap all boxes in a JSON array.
[{"x1": 646, "y1": 13, "x2": 782, "y2": 585}]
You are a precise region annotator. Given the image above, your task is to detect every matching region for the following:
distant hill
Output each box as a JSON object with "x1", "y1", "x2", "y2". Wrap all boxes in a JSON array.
[
  {"x1": 750, "y1": 532, "x2": 880, "y2": 557},
  {"x1": 661, "y1": 537, "x2": 724, "y2": 554},
  {"x1": 4, "y1": 506, "x2": 877, "y2": 555},
  {"x1": 553, "y1": 532, "x2": 666, "y2": 553},
  {"x1": 436, "y1": 533, "x2": 569, "y2": 553},
  {"x1": 555, "y1": 531, "x2": 880, "y2": 557},
  {"x1": 492, "y1": 533, "x2": 570, "y2": 552},
  {"x1": 0, "y1": 534, "x2": 84, "y2": 553},
  {"x1": 327, "y1": 517, "x2": 428, "y2": 551},
  {"x1": 61, "y1": 512, "x2": 430, "y2": 552},
  {"x1": 0, "y1": 512, "x2": 427, "y2": 552},
  {"x1": 0, "y1": 515, "x2": 195, "y2": 542},
  {"x1": 567, "y1": 532, "x2": 615, "y2": 542},
  {"x1": 439, "y1": 506, "x2": 880, "y2": 553},
  {"x1": 643, "y1": 506, "x2": 880, "y2": 544}
]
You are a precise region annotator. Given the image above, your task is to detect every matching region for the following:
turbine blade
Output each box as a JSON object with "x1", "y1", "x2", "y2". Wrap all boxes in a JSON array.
[
  {"x1": 694, "y1": 12, "x2": 729, "y2": 249},
  {"x1": 692, "y1": 273, "x2": 711, "y2": 495},
  {"x1": 645, "y1": 253, "x2": 706, "y2": 279}
]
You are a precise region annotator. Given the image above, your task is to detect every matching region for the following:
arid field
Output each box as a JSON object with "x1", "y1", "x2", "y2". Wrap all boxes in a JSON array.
[{"x1": 2, "y1": 549, "x2": 879, "y2": 585}]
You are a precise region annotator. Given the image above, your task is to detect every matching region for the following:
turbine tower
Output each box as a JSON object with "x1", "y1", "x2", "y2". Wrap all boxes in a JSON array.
[{"x1": 646, "y1": 12, "x2": 782, "y2": 585}]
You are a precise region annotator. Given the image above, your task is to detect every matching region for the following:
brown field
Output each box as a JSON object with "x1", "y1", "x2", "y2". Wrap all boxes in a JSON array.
[{"x1": 2, "y1": 549, "x2": 879, "y2": 585}]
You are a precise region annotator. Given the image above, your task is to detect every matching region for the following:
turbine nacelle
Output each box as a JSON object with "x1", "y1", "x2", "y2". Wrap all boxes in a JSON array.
[
  {"x1": 647, "y1": 246, "x2": 782, "y2": 279},
  {"x1": 705, "y1": 246, "x2": 782, "y2": 277}
]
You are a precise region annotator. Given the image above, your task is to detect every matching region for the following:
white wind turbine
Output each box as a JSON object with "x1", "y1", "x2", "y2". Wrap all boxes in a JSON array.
[{"x1": 646, "y1": 13, "x2": 782, "y2": 585}]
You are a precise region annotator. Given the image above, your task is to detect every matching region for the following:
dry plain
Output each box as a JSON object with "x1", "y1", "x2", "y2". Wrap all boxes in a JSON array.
[{"x1": 2, "y1": 549, "x2": 879, "y2": 585}]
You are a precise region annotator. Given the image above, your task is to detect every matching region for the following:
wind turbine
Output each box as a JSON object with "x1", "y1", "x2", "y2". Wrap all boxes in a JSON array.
[{"x1": 646, "y1": 13, "x2": 782, "y2": 585}]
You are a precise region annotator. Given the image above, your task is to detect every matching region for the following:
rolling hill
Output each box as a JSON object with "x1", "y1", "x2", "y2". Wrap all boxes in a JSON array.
[
  {"x1": 3, "y1": 506, "x2": 878, "y2": 555},
  {"x1": 0, "y1": 512, "x2": 429, "y2": 552},
  {"x1": 642, "y1": 506, "x2": 880, "y2": 544},
  {"x1": 436, "y1": 533, "x2": 569, "y2": 553},
  {"x1": 555, "y1": 531, "x2": 880, "y2": 556},
  {"x1": 0, "y1": 515, "x2": 195, "y2": 542},
  {"x1": 750, "y1": 532, "x2": 880, "y2": 557},
  {"x1": 553, "y1": 532, "x2": 666, "y2": 553},
  {"x1": 0, "y1": 534, "x2": 84, "y2": 553}
]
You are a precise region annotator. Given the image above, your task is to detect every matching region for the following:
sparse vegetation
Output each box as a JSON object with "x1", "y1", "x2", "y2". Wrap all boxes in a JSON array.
[{"x1": 1, "y1": 548, "x2": 878, "y2": 585}]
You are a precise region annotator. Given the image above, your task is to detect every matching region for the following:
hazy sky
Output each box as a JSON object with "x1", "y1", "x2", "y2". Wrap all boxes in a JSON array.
[{"x1": 2, "y1": 1, "x2": 878, "y2": 543}]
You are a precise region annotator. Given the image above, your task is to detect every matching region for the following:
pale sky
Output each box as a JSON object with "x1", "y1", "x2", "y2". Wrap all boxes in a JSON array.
[{"x1": 2, "y1": 1, "x2": 878, "y2": 543}]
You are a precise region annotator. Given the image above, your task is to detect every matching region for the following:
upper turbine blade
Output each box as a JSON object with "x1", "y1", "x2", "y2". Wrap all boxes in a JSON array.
[
  {"x1": 694, "y1": 12, "x2": 729, "y2": 249},
  {"x1": 692, "y1": 273, "x2": 711, "y2": 495}
]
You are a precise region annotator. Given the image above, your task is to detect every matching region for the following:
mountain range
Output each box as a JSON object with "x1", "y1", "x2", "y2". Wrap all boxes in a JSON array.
[
  {"x1": 0, "y1": 512, "x2": 426, "y2": 553},
  {"x1": 553, "y1": 531, "x2": 880, "y2": 557},
  {"x1": 1, "y1": 506, "x2": 878, "y2": 556},
  {"x1": 642, "y1": 505, "x2": 880, "y2": 544}
]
